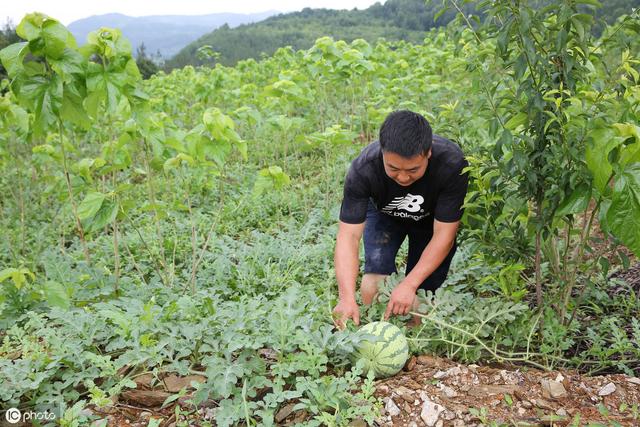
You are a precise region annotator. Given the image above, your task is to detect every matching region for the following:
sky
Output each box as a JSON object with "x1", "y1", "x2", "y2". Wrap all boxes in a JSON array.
[{"x1": 3, "y1": 0, "x2": 384, "y2": 26}]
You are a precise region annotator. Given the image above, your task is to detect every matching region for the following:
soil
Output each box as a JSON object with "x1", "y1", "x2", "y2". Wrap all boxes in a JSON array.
[{"x1": 73, "y1": 353, "x2": 640, "y2": 427}]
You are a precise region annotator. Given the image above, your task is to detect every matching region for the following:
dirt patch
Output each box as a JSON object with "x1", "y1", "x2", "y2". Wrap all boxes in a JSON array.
[{"x1": 374, "y1": 354, "x2": 640, "y2": 426}]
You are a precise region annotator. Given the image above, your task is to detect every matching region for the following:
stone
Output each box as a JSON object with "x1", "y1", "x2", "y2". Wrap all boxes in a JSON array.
[
  {"x1": 440, "y1": 384, "x2": 458, "y2": 398},
  {"x1": 598, "y1": 382, "x2": 616, "y2": 396},
  {"x1": 534, "y1": 398, "x2": 554, "y2": 411},
  {"x1": 556, "y1": 408, "x2": 568, "y2": 417},
  {"x1": 540, "y1": 379, "x2": 567, "y2": 399},
  {"x1": 627, "y1": 377, "x2": 640, "y2": 386},
  {"x1": 385, "y1": 398, "x2": 401, "y2": 417},
  {"x1": 163, "y1": 374, "x2": 206, "y2": 392},
  {"x1": 403, "y1": 402, "x2": 412, "y2": 413},
  {"x1": 522, "y1": 401, "x2": 533, "y2": 409},
  {"x1": 276, "y1": 403, "x2": 296, "y2": 423},
  {"x1": 347, "y1": 419, "x2": 367, "y2": 427},
  {"x1": 433, "y1": 370, "x2": 448, "y2": 379},
  {"x1": 408, "y1": 423, "x2": 418, "y2": 427},
  {"x1": 517, "y1": 407, "x2": 526, "y2": 416},
  {"x1": 436, "y1": 420, "x2": 444, "y2": 427},
  {"x1": 443, "y1": 410, "x2": 456, "y2": 420},
  {"x1": 420, "y1": 398, "x2": 446, "y2": 427},
  {"x1": 406, "y1": 356, "x2": 417, "y2": 371},
  {"x1": 396, "y1": 385, "x2": 415, "y2": 403},
  {"x1": 453, "y1": 420, "x2": 465, "y2": 427}
]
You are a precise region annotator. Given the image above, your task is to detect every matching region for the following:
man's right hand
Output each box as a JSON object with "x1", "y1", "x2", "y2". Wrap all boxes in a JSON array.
[{"x1": 332, "y1": 299, "x2": 360, "y2": 330}]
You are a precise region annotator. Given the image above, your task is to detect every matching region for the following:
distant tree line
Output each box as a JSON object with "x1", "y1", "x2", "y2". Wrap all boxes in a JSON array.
[
  {"x1": 165, "y1": 0, "x2": 640, "y2": 70},
  {"x1": 0, "y1": 21, "x2": 20, "y2": 80}
]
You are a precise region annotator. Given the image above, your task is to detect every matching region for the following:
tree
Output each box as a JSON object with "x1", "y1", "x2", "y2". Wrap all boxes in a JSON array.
[{"x1": 135, "y1": 42, "x2": 159, "y2": 80}]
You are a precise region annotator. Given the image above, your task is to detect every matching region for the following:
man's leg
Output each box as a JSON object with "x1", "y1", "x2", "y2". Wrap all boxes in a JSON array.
[
  {"x1": 361, "y1": 273, "x2": 387, "y2": 305},
  {"x1": 406, "y1": 229, "x2": 457, "y2": 325},
  {"x1": 362, "y1": 202, "x2": 406, "y2": 305}
]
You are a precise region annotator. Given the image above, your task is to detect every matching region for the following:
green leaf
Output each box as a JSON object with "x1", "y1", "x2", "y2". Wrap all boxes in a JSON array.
[
  {"x1": 16, "y1": 13, "x2": 46, "y2": 41},
  {"x1": 504, "y1": 112, "x2": 527, "y2": 131},
  {"x1": 0, "y1": 267, "x2": 35, "y2": 289},
  {"x1": 0, "y1": 42, "x2": 28, "y2": 76},
  {"x1": 556, "y1": 184, "x2": 591, "y2": 217},
  {"x1": 43, "y1": 281, "x2": 70, "y2": 309},
  {"x1": 41, "y1": 20, "x2": 69, "y2": 59},
  {"x1": 78, "y1": 191, "x2": 106, "y2": 221},
  {"x1": 585, "y1": 127, "x2": 624, "y2": 194},
  {"x1": 606, "y1": 164, "x2": 640, "y2": 257},
  {"x1": 86, "y1": 199, "x2": 118, "y2": 233},
  {"x1": 614, "y1": 123, "x2": 640, "y2": 167}
]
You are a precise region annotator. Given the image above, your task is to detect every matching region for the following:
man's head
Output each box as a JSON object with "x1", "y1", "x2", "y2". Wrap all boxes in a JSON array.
[{"x1": 379, "y1": 110, "x2": 432, "y2": 187}]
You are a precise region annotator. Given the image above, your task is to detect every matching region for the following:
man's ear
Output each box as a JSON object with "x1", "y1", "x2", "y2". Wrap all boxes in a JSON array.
[{"x1": 426, "y1": 149, "x2": 432, "y2": 160}]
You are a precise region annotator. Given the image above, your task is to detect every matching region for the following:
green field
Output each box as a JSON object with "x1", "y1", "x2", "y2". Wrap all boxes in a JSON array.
[{"x1": 1, "y1": 2, "x2": 640, "y2": 426}]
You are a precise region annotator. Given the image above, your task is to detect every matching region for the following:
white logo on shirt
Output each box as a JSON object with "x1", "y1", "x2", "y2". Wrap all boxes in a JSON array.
[{"x1": 382, "y1": 194, "x2": 424, "y2": 213}]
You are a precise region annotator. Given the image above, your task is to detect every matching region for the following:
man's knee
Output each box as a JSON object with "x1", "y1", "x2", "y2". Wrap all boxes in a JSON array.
[{"x1": 361, "y1": 273, "x2": 387, "y2": 305}]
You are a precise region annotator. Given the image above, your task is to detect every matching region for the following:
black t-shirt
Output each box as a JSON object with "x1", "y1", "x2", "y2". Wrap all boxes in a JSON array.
[{"x1": 339, "y1": 135, "x2": 469, "y2": 227}]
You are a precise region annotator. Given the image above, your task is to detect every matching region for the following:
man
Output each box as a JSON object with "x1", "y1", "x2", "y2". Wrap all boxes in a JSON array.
[{"x1": 333, "y1": 110, "x2": 468, "y2": 328}]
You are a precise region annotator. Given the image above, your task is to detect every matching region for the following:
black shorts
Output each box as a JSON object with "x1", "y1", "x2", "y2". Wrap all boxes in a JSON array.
[{"x1": 363, "y1": 202, "x2": 456, "y2": 292}]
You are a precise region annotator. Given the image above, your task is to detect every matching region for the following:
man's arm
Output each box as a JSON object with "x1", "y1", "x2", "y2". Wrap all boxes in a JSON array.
[
  {"x1": 333, "y1": 221, "x2": 365, "y2": 328},
  {"x1": 384, "y1": 219, "x2": 459, "y2": 318}
]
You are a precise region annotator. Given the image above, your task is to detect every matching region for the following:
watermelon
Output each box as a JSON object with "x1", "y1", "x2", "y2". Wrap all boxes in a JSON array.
[{"x1": 353, "y1": 321, "x2": 409, "y2": 378}]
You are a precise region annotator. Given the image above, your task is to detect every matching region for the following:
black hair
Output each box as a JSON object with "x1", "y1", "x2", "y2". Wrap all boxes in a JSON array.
[{"x1": 379, "y1": 110, "x2": 432, "y2": 157}]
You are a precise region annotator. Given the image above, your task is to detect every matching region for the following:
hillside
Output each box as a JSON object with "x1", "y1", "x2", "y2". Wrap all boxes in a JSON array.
[
  {"x1": 165, "y1": 0, "x2": 476, "y2": 68},
  {"x1": 67, "y1": 11, "x2": 277, "y2": 59},
  {"x1": 167, "y1": 0, "x2": 640, "y2": 69}
]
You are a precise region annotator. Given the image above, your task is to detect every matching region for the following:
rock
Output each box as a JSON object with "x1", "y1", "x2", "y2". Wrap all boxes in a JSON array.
[
  {"x1": 468, "y1": 384, "x2": 520, "y2": 397},
  {"x1": 556, "y1": 408, "x2": 568, "y2": 417},
  {"x1": 443, "y1": 410, "x2": 456, "y2": 420},
  {"x1": 405, "y1": 356, "x2": 417, "y2": 371},
  {"x1": 555, "y1": 373, "x2": 565, "y2": 383},
  {"x1": 540, "y1": 379, "x2": 567, "y2": 399},
  {"x1": 433, "y1": 370, "x2": 448, "y2": 379},
  {"x1": 133, "y1": 373, "x2": 155, "y2": 389},
  {"x1": 139, "y1": 412, "x2": 152, "y2": 419},
  {"x1": 453, "y1": 420, "x2": 465, "y2": 427},
  {"x1": 420, "y1": 398, "x2": 445, "y2": 427},
  {"x1": 436, "y1": 420, "x2": 444, "y2": 427},
  {"x1": 378, "y1": 385, "x2": 389, "y2": 393},
  {"x1": 395, "y1": 385, "x2": 415, "y2": 403},
  {"x1": 439, "y1": 384, "x2": 458, "y2": 398},
  {"x1": 122, "y1": 390, "x2": 172, "y2": 407},
  {"x1": 447, "y1": 366, "x2": 463, "y2": 377},
  {"x1": 403, "y1": 402, "x2": 412, "y2": 413},
  {"x1": 276, "y1": 403, "x2": 296, "y2": 423},
  {"x1": 417, "y1": 355, "x2": 444, "y2": 366},
  {"x1": 347, "y1": 419, "x2": 367, "y2": 427},
  {"x1": 627, "y1": 377, "x2": 640, "y2": 386},
  {"x1": 598, "y1": 382, "x2": 616, "y2": 396},
  {"x1": 407, "y1": 423, "x2": 417, "y2": 427},
  {"x1": 533, "y1": 398, "x2": 554, "y2": 411},
  {"x1": 163, "y1": 374, "x2": 206, "y2": 392},
  {"x1": 385, "y1": 398, "x2": 401, "y2": 417},
  {"x1": 522, "y1": 400, "x2": 533, "y2": 409},
  {"x1": 517, "y1": 407, "x2": 527, "y2": 416}
]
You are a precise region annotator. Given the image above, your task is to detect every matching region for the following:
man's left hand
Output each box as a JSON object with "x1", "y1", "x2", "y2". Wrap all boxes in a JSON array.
[{"x1": 384, "y1": 282, "x2": 417, "y2": 319}]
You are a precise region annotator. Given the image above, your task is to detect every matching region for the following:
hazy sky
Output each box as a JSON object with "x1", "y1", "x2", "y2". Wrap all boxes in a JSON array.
[{"x1": 4, "y1": 0, "x2": 384, "y2": 26}]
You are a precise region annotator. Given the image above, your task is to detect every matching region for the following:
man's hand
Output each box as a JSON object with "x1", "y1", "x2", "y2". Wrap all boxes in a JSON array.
[
  {"x1": 332, "y1": 299, "x2": 360, "y2": 330},
  {"x1": 384, "y1": 282, "x2": 417, "y2": 319}
]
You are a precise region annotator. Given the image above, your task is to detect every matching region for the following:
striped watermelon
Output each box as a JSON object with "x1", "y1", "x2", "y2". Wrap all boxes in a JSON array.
[{"x1": 353, "y1": 321, "x2": 409, "y2": 378}]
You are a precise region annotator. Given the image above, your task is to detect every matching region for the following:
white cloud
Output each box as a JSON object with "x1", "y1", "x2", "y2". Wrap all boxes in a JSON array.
[{"x1": 3, "y1": 0, "x2": 383, "y2": 26}]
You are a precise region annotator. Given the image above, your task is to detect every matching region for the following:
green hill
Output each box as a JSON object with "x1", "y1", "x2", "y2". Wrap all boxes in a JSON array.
[
  {"x1": 166, "y1": 0, "x2": 640, "y2": 70},
  {"x1": 165, "y1": 0, "x2": 475, "y2": 69}
]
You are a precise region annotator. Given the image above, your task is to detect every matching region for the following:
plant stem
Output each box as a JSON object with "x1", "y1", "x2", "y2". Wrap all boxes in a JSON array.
[{"x1": 58, "y1": 120, "x2": 91, "y2": 264}]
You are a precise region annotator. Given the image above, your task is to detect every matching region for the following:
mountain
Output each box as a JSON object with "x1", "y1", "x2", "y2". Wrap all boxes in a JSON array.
[
  {"x1": 166, "y1": 0, "x2": 640, "y2": 69},
  {"x1": 67, "y1": 11, "x2": 278, "y2": 59},
  {"x1": 165, "y1": 0, "x2": 477, "y2": 69}
]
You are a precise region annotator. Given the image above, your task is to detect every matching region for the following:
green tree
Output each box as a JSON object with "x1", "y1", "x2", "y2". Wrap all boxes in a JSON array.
[{"x1": 135, "y1": 42, "x2": 159, "y2": 79}]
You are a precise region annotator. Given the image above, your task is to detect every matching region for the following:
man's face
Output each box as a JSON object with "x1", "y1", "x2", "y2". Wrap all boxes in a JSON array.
[{"x1": 382, "y1": 150, "x2": 430, "y2": 187}]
